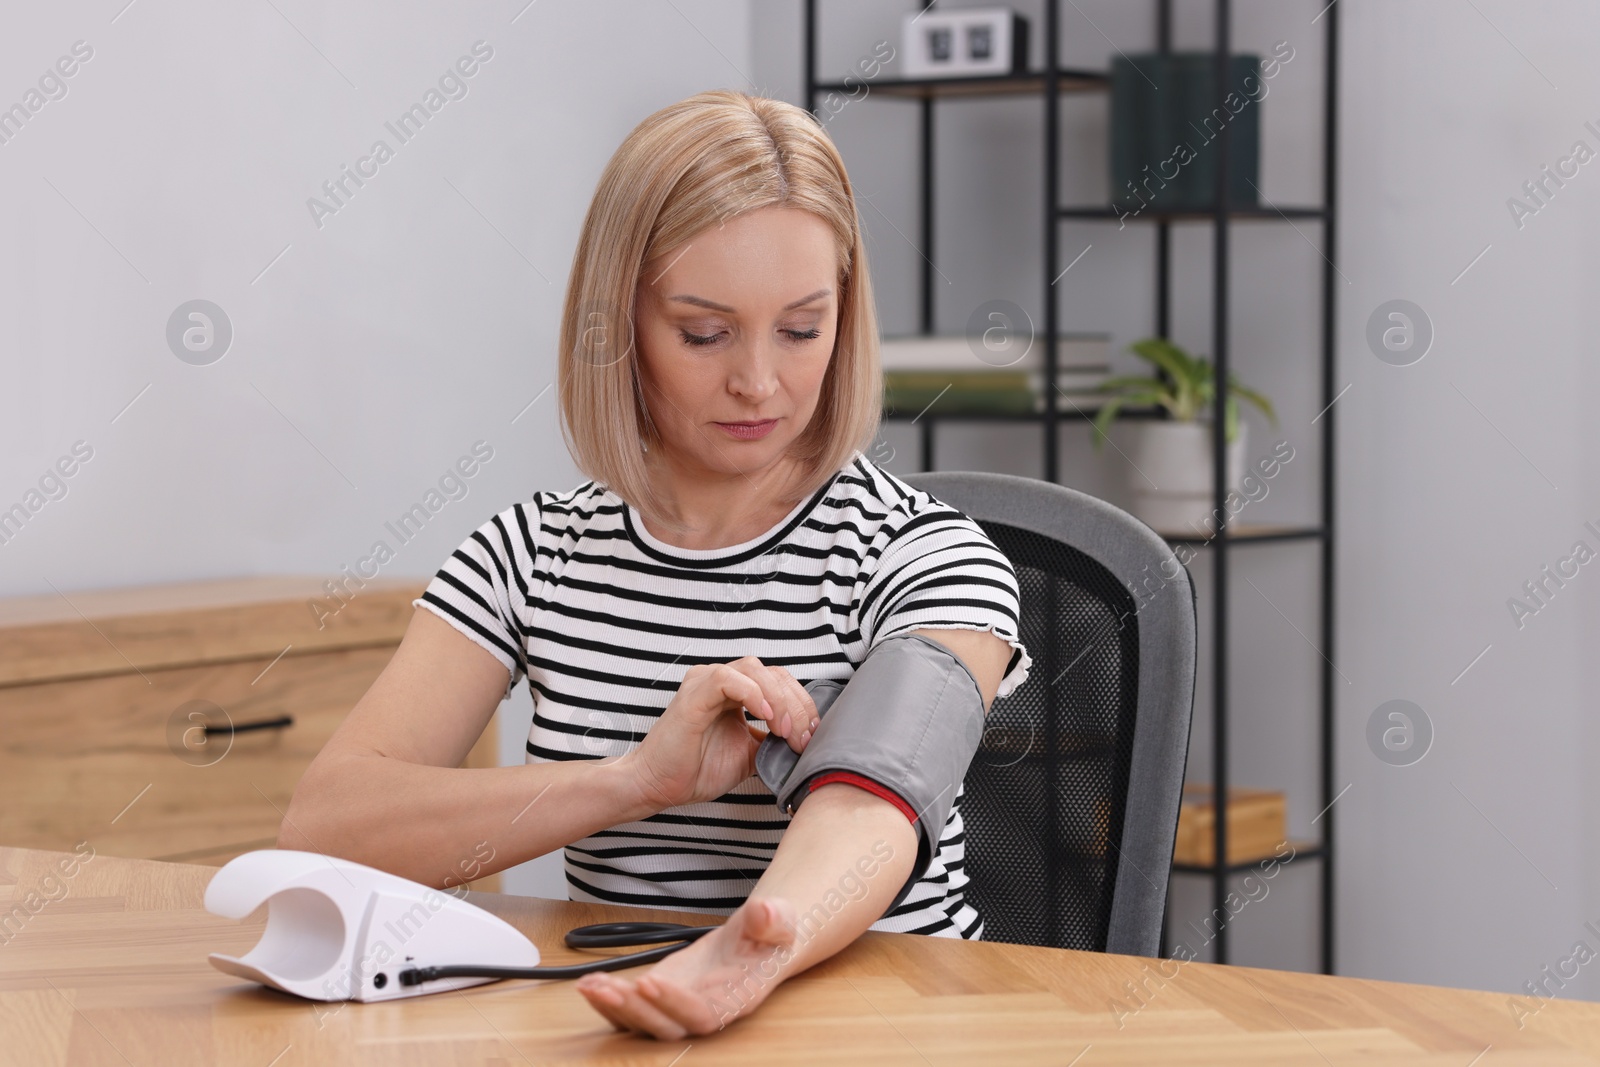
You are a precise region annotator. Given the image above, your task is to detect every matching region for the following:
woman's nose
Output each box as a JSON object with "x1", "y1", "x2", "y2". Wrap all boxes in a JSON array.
[{"x1": 726, "y1": 338, "x2": 779, "y2": 402}]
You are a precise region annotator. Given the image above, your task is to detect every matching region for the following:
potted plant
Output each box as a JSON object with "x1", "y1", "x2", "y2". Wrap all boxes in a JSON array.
[{"x1": 1090, "y1": 336, "x2": 1277, "y2": 535}]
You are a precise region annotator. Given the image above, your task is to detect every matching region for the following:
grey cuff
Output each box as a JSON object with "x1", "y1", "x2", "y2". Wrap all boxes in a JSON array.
[{"x1": 755, "y1": 632, "x2": 986, "y2": 917}]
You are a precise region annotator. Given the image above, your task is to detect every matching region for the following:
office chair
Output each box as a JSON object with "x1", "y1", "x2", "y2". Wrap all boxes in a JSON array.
[{"x1": 904, "y1": 471, "x2": 1197, "y2": 957}]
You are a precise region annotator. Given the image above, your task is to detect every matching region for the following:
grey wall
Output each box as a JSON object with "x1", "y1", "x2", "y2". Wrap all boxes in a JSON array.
[
  {"x1": 4, "y1": 0, "x2": 1597, "y2": 1008},
  {"x1": 1334, "y1": 0, "x2": 1599, "y2": 1003}
]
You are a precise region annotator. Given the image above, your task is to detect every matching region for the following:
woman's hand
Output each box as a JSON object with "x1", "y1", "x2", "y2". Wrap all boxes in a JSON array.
[
  {"x1": 617, "y1": 658, "x2": 819, "y2": 812},
  {"x1": 575, "y1": 895, "x2": 799, "y2": 1038}
]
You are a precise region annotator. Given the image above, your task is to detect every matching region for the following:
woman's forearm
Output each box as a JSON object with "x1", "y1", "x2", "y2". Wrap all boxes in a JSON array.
[
  {"x1": 742, "y1": 782, "x2": 920, "y2": 979},
  {"x1": 278, "y1": 752, "x2": 656, "y2": 888},
  {"x1": 571, "y1": 780, "x2": 923, "y2": 1037}
]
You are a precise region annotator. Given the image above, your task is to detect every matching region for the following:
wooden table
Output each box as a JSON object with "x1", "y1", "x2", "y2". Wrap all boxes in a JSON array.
[{"x1": 2, "y1": 847, "x2": 1597, "y2": 1065}]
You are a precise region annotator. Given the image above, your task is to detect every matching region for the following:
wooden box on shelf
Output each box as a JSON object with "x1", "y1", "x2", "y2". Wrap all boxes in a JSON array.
[
  {"x1": 1172, "y1": 784, "x2": 1286, "y2": 867},
  {"x1": 0, "y1": 576, "x2": 501, "y2": 890}
]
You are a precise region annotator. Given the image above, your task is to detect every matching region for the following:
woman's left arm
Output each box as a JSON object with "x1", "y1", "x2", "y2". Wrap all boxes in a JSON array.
[{"x1": 575, "y1": 627, "x2": 1014, "y2": 1039}]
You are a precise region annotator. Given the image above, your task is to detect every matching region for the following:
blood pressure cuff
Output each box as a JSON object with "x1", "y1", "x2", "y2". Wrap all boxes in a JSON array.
[{"x1": 755, "y1": 632, "x2": 986, "y2": 917}]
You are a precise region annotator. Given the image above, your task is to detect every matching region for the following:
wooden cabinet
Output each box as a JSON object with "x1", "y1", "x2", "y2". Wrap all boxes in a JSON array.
[{"x1": 0, "y1": 577, "x2": 499, "y2": 888}]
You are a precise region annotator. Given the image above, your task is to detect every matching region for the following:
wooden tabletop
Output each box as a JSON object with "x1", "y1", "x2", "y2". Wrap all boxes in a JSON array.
[{"x1": 2, "y1": 846, "x2": 1597, "y2": 1065}]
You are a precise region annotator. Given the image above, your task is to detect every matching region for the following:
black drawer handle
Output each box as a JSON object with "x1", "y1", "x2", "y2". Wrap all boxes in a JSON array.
[{"x1": 205, "y1": 714, "x2": 294, "y2": 736}]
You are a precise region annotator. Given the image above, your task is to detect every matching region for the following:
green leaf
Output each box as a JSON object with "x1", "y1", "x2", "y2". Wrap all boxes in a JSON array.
[
  {"x1": 1091, "y1": 389, "x2": 1169, "y2": 448},
  {"x1": 1104, "y1": 335, "x2": 1279, "y2": 447},
  {"x1": 1090, "y1": 396, "x2": 1128, "y2": 448},
  {"x1": 1128, "y1": 338, "x2": 1198, "y2": 387},
  {"x1": 1127, "y1": 338, "x2": 1204, "y2": 421},
  {"x1": 1098, "y1": 374, "x2": 1178, "y2": 399},
  {"x1": 1131, "y1": 337, "x2": 1200, "y2": 379},
  {"x1": 1227, "y1": 377, "x2": 1278, "y2": 425}
]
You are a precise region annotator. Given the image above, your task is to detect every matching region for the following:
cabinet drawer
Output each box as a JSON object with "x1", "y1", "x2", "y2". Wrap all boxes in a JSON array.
[{"x1": 0, "y1": 646, "x2": 499, "y2": 872}]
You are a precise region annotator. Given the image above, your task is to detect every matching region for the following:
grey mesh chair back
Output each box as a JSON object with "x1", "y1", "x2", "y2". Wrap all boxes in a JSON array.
[{"x1": 905, "y1": 470, "x2": 1196, "y2": 957}]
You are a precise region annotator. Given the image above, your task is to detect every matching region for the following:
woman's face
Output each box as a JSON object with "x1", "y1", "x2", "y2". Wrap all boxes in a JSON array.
[{"x1": 633, "y1": 204, "x2": 839, "y2": 480}]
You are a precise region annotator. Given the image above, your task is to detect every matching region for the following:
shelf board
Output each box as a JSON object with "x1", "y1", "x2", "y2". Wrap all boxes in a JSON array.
[
  {"x1": 1058, "y1": 205, "x2": 1327, "y2": 222},
  {"x1": 881, "y1": 406, "x2": 1162, "y2": 423},
  {"x1": 1161, "y1": 524, "x2": 1326, "y2": 547},
  {"x1": 814, "y1": 68, "x2": 1108, "y2": 101},
  {"x1": 1169, "y1": 840, "x2": 1324, "y2": 876}
]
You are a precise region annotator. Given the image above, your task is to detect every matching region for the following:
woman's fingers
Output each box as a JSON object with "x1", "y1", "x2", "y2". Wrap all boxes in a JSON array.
[
  {"x1": 682, "y1": 664, "x2": 771, "y2": 729},
  {"x1": 574, "y1": 977, "x2": 630, "y2": 1031},
  {"x1": 633, "y1": 659, "x2": 818, "y2": 810},
  {"x1": 577, "y1": 973, "x2": 690, "y2": 1040},
  {"x1": 624, "y1": 663, "x2": 776, "y2": 811},
  {"x1": 725, "y1": 658, "x2": 817, "y2": 754},
  {"x1": 773, "y1": 667, "x2": 818, "y2": 754},
  {"x1": 638, "y1": 974, "x2": 723, "y2": 1034}
]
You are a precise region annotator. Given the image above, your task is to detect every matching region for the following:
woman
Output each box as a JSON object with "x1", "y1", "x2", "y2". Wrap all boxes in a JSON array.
[{"x1": 280, "y1": 88, "x2": 1032, "y2": 1039}]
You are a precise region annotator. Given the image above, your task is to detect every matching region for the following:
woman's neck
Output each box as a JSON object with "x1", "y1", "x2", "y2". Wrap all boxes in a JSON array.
[{"x1": 638, "y1": 451, "x2": 810, "y2": 551}]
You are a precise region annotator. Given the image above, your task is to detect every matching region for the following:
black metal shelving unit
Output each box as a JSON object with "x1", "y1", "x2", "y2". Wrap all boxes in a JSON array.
[{"x1": 802, "y1": 0, "x2": 1338, "y2": 973}]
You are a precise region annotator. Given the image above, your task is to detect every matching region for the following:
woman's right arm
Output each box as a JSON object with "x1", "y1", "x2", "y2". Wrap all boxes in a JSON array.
[
  {"x1": 277, "y1": 607, "x2": 661, "y2": 888},
  {"x1": 278, "y1": 606, "x2": 821, "y2": 889}
]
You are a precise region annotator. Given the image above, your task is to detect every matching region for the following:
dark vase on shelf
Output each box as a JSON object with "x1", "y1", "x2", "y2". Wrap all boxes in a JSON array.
[{"x1": 1111, "y1": 52, "x2": 1262, "y2": 214}]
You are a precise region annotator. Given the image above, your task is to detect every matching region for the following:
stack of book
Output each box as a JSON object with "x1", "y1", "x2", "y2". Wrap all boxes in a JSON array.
[{"x1": 881, "y1": 333, "x2": 1110, "y2": 416}]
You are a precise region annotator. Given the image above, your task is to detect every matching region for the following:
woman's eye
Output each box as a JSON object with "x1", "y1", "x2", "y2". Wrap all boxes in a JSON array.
[{"x1": 679, "y1": 327, "x2": 820, "y2": 347}]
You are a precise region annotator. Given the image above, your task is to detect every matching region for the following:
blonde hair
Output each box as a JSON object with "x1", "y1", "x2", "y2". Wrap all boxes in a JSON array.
[{"x1": 557, "y1": 89, "x2": 881, "y2": 531}]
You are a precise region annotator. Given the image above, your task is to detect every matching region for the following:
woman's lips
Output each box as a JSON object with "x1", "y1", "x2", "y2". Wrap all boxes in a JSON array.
[{"x1": 716, "y1": 419, "x2": 777, "y2": 440}]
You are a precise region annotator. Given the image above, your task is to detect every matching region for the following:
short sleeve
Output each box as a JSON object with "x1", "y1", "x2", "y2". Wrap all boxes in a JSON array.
[
  {"x1": 412, "y1": 498, "x2": 539, "y2": 702},
  {"x1": 859, "y1": 508, "x2": 1033, "y2": 701}
]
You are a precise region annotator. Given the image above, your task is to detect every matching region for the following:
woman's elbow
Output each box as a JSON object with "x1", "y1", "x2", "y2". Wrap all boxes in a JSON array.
[
  {"x1": 275, "y1": 760, "x2": 341, "y2": 853},
  {"x1": 275, "y1": 818, "x2": 311, "y2": 852},
  {"x1": 275, "y1": 793, "x2": 322, "y2": 851}
]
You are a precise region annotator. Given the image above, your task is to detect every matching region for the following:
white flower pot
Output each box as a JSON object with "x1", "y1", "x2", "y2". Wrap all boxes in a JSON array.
[{"x1": 1127, "y1": 420, "x2": 1246, "y2": 536}]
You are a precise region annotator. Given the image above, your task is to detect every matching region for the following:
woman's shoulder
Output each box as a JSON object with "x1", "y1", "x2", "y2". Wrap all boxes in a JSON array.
[
  {"x1": 838, "y1": 450, "x2": 979, "y2": 535},
  {"x1": 532, "y1": 479, "x2": 615, "y2": 526},
  {"x1": 456, "y1": 479, "x2": 616, "y2": 562}
]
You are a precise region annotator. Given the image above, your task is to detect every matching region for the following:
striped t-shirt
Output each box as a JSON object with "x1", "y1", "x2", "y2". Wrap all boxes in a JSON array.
[{"x1": 414, "y1": 449, "x2": 1032, "y2": 938}]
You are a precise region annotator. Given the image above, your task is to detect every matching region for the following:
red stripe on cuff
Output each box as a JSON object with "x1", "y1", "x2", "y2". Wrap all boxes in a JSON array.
[{"x1": 807, "y1": 771, "x2": 918, "y2": 825}]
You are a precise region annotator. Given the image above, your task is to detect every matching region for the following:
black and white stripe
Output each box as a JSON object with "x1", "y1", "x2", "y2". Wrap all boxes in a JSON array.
[{"x1": 415, "y1": 449, "x2": 1031, "y2": 939}]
